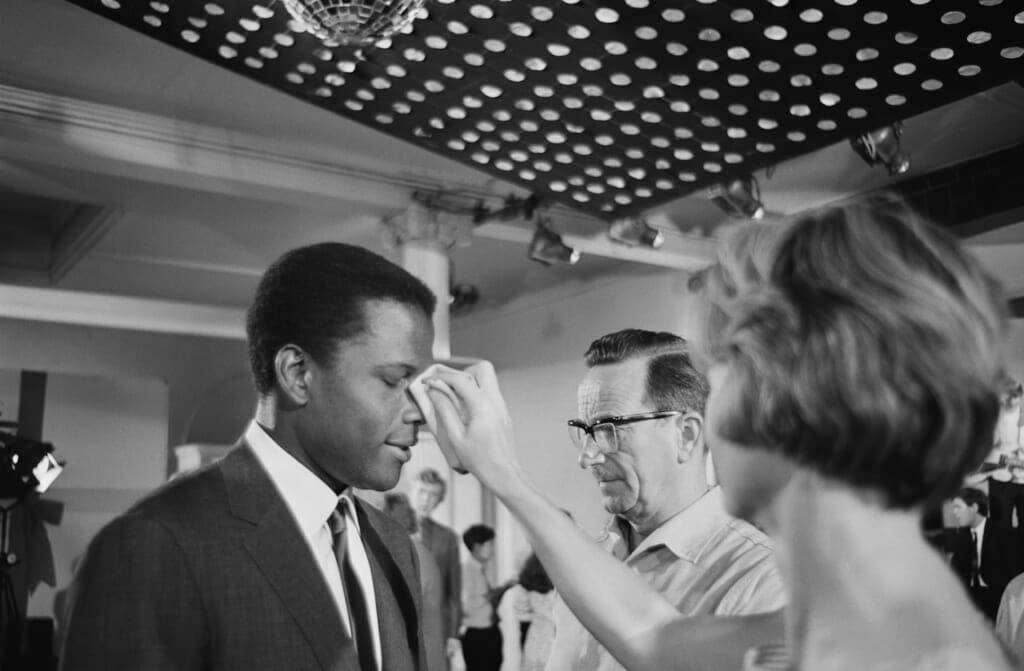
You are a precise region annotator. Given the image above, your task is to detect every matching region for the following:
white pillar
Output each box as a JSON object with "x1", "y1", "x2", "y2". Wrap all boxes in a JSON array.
[
  {"x1": 399, "y1": 240, "x2": 451, "y2": 360},
  {"x1": 383, "y1": 202, "x2": 472, "y2": 361}
]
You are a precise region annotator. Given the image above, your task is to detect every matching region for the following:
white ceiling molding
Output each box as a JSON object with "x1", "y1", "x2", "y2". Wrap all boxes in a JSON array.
[
  {"x1": 0, "y1": 82, "x2": 507, "y2": 214},
  {"x1": 0, "y1": 283, "x2": 245, "y2": 339},
  {"x1": 0, "y1": 83, "x2": 711, "y2": 269}
]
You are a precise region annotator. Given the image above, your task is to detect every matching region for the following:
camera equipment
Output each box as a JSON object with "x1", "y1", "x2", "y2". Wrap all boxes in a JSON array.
[{"x1": 0, "y1": 415, "x2": 62, "y2": 671}]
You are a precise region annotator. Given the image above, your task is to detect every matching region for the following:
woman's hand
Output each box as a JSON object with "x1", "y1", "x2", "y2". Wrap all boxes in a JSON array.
[{"x1": 425, "y1": 361, "x2": 525, "y2": 492}]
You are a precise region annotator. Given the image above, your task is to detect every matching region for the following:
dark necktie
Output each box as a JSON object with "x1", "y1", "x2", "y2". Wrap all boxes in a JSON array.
[
  {"x1": 970, "y1": 529, "x2": 980, "y2": 587},
  {"x1": 330, "y1": 500, "x2": 376, "y2": 671}
]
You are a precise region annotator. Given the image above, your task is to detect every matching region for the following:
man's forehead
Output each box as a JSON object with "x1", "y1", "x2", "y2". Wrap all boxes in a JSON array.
[{"x1": 577, "y1": 359, "x2": 649, "y2": 415}]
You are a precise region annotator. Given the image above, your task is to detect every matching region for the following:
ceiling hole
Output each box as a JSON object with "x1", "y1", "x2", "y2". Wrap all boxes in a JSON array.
[{"x1": 469, "y1": 4, "x2": 493, "y2": 19}]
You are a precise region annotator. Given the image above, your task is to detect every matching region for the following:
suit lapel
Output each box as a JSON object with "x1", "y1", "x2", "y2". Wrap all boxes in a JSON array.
[
  {"x1": 222, "y1": 444, "x2": 360, "y2": 671},
  {"x1": 356, "y1": 499, "x2": 423, "y2": 671}
]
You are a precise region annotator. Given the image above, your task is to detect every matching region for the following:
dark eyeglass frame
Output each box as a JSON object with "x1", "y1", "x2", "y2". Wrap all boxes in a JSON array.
[{"x1": 567, "y1": 410, "x2": 683, "y2": 453}]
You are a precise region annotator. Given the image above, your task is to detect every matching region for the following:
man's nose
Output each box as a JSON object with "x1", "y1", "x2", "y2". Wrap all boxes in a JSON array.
[
  {"x1": 403, "y1": 389, "x2": 426, "y2": 425},
  {"x1": 577, "y1": 438, "x2": 605, "y2": 469}
]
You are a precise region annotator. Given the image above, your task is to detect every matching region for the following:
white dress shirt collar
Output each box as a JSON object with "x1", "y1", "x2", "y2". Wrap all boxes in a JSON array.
[{"x1": 245, "y1": 420, "x2": 361, "y2": 539}]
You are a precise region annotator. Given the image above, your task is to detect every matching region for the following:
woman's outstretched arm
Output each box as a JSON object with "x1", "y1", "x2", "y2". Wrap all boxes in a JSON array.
[{"x1": 425, "y1": 362, "x2": 784, "y2": 671}]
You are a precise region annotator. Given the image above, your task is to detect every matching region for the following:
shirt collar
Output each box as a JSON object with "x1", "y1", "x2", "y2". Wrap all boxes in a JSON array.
[
  {"x1": 607, "y1": 486, "x2": 733, "y2": 564},
  {"x1": 245, "y1": 420, "x2": 358, "y2": 540}
]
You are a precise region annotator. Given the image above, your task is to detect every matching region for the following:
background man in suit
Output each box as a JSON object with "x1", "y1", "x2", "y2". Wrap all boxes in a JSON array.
[
  {"x1": 61, "y1": 243, "x2": 436, "y2": 671},
  {"x1": 951, "y1": 487, "x2": 1024, "y2": 621},
  {"x1": 412, "y1": 468, "x2": 462, "y2": 665}
]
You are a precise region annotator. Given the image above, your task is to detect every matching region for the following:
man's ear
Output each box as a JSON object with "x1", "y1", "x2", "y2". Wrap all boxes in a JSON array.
[
  {"x1": 676, "y1": 412, "x2": 704, "y2": 464},
  {"x1": 274, "y1": 345, "x2": 313, "y2": 407}
]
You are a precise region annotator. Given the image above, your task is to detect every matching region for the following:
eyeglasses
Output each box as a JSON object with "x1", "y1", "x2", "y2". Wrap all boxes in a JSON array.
[{"x1": 567, "y1": 411, "x2": 682, "y2": 455}]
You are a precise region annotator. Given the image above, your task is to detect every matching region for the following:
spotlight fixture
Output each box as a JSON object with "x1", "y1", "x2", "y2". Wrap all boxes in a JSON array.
[
  {"x1": 850, "y1": 123, "x2": 911, "y2": 175},
  {"x1": 472, "y1": 194, "x2": 543, "y2": 224},
  {"x1": 528, "y1": 219, "x2": 581, "y2": 266},
  {"x1": 449, "y1": 283, "x2": 480, "y2": 316},
  {"x1": 709, "y1": 175, "x2": 766, "y2": 219},
  {"x1": 608, "y1": 217, "x2": 665, "y2": 248},
  {"x1": 0, "y1": 418, "x2": 63, "y2": 500}
]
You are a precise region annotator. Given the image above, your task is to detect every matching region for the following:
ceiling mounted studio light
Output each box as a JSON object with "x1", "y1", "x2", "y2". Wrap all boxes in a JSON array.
[
  {"x1": 282, "y1": 0, "x2": 427, "y2": 46},
  {"x1": 851, "y1": 123, "x2": 911, "y2": 175},
  {"x1": 529, "y1": 218, "x2": 581, "y2": 266},
  {"x1": 709, "y1": 175, "x2": 766, "y2": 220},
  {"x1": 608, "y1": 217, "x2": 665, "y2": 248}
]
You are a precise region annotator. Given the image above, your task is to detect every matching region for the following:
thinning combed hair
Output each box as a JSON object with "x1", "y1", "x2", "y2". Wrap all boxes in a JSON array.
[
  {"x1": 584, "y1": 329, "x2": 709, "y2": 415},
  {"x1": 688, "y1": 193, "x2": 1009, "y2": 509},
  {"x1": 246, "y1": 242, "x2": 436, "y2": 394}
]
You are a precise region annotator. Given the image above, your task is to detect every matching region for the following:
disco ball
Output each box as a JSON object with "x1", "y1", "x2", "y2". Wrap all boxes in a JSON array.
[{"x1": 282, "y1": 0, "x2": 428, "y2": 46}]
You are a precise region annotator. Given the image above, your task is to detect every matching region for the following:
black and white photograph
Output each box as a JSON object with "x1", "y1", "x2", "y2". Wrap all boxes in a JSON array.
[{"x1": 1, "y1": 1, "x2": 1024, "y2": 670}]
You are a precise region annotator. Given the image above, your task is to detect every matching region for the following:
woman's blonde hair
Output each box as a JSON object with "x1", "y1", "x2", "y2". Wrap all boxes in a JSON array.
[{"x1": 689, "y1": 194, "x2": 1009, "y2": 507}]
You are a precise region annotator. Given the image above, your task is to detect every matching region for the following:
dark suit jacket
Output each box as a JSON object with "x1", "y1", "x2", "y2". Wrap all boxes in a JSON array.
[
  {"x1": 950, "y1": 521, "x2": 1024, "y2": 599},
  {"x1": 418, "y1": 517, "x2": 461, "y2": 641},
  {"x1": 60, "y1": 442, "x2": 427, "y2": 671}
]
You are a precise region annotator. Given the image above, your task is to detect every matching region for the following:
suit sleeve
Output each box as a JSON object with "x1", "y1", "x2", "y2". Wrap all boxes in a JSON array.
[{"x1": 60, "y1": 513, "x2": 208, "y2": 671}]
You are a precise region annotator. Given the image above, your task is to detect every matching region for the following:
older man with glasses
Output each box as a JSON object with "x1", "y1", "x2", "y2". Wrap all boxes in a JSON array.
[{"x1": 546, "y1": 329, "x2": 786, "y2": 671}]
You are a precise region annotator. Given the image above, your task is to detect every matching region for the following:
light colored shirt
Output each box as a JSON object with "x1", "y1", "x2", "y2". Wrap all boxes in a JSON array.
[
  {"x1": 246, "y1": 421, "x2": 382, "y2": 670},
  {"x1": 545, "y1": 486, "x2": 786, "y2": 671},
  {"x1": 462, "y1": 558, "x2": 495, "y2": 629},
  {"x1": 996, "y1": 572, "x2": 1024, "y2": 664}
]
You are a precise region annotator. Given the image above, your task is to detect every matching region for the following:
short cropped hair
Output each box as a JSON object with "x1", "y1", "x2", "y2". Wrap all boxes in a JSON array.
[
  {"x1": 246, "y1": 243, "x2": 436, "y2": 394},
  {"x1": 955, "y1": 487, "x2": 989, "y2": 518},
  {"x1": 584, "y1": 329, "x2": 709, "y2": 415},
  {"x1": 518, "y1": 553, "x2": 553, "y2": 594},
  {"x1": 462, "y1": 524, "x2": 495, "y2": 551},
  {"x1": 689, "y1": 194, "x2": 1008, "y2": 509},
  {"x1": 415, "y1": 467, "x2": 448, "y2": 501}
]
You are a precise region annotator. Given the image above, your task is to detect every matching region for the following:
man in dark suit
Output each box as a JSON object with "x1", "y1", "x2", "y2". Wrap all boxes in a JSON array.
[
  {"x1": 61, "y1": 243, "x2": 437, "y2": 670},
  {"x1": 950, "y1": 487, "x2": 1024, "y2": 621},
  {"x1": 412, "y1": 468, "x2": 462, "y2": 663}
]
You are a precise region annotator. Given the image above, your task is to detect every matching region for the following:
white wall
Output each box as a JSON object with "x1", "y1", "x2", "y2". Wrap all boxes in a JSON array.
[{"x1": 452, "y1": 267, "x2": 693, "y2": 580}]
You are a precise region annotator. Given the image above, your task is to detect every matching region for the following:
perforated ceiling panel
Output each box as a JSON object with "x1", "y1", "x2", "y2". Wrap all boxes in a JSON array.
[{"x1": 70, "y1": 0, "x2": 1024, "y2": 219}]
